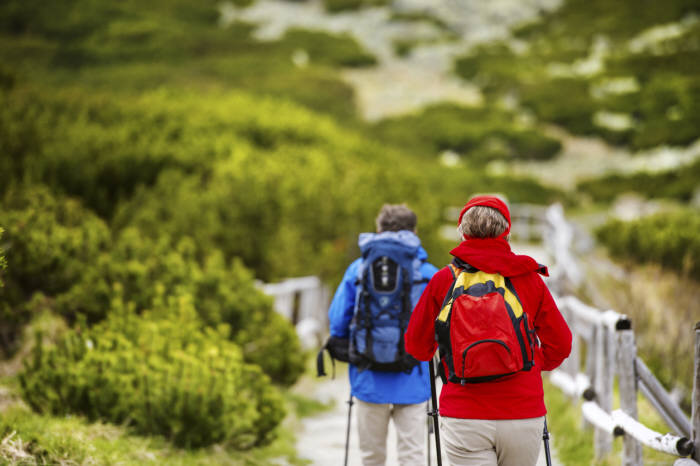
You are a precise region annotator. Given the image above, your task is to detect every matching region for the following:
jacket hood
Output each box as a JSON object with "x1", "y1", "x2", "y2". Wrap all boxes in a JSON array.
[
  {"x1": 358, "y1": 230, "x2": 421, "y2": 251},
  {"x1": 450, "y1": 237, "x2": 548, "y2": 277},
  {"x1": 358, "y1": 230, "x2": 428, "y2": 280}
]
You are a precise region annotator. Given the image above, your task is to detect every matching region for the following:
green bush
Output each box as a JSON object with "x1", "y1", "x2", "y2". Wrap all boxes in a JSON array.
[
  {"x1": 520, "y1": 78, "x2": 598, "y2": 135},
  {"x1": 0, "y1": 0, "x2": 361, "y2": 123},
  {"x1": 281, "y1": 28, "x2": 377, "y2": 67},
  {"x1": 452, "y1": 0, "x2": 700, "y2": 149},
  {"x1": 0, "y1": 185, "x2": 109, "y2": 296},
  {"x1": 596, "y1": 209, "x2": 700, "y2": 277},
  {"x1": 0, "y1": 185, "x2": 110, "y2": 354},
  {"x1": 0, "y1": 86, "x2": 204, "y2": 218},
  {"x1": 371, "y1": 103, "x2": 561, "y2": 161},
  {"x1": 577, "y1": 159, "x2": 700, "y2": 203},
  {"x1": 19, "y1": 296, "x2": 285, "y2": 449},
  {"x1": 322, "y1": 0, "x2": 390, "y2": 13},
  {"x1": 56, "y1": 230, "x2": 306, "y2": 386}
]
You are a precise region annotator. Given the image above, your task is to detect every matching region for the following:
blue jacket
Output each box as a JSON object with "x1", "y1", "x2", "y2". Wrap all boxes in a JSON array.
[{"x1": 328, "y1": 231, "x2": 438, "y2": 404}]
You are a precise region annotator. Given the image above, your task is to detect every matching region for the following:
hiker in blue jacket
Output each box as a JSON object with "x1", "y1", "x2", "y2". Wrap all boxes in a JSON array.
[{"x1": 328, "y1": 204, "x2": 439, "y2": 466}]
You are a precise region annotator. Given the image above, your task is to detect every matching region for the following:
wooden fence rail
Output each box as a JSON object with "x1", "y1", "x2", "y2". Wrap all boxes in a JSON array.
[
  {"x1": 526, "y1": 203, "x2": 700, "y2": 465},
  {"x1": 258, "y1": 276, "x2": 330, "y2": 349}
]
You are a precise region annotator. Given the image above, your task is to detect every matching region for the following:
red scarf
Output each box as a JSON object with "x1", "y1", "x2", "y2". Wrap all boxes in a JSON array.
[{"x1": 450, "y1": 237, "x2": 548, "y2": 277}]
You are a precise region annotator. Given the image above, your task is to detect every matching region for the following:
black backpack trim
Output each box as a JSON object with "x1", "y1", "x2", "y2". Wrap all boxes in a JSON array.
[{"x1": 316, "y1": 335, "x2": 350, "y2": 378}]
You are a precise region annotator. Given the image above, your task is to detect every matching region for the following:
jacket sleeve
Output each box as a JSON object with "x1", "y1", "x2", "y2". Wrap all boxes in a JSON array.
[
  {"x1": 404, "y1": 267, "x2": 452, "y2": 361},
  {"x1": 328, "y1": 260, "x2": 360, "y2": 338},
  {"x1": 534, "y1": 278, "x2": 573, "y2": 371}
]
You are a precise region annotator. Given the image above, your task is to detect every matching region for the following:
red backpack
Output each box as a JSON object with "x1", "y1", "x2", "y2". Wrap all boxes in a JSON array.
[{"x1": 435, "y1": 259, "x2": 536, "y2": 384}]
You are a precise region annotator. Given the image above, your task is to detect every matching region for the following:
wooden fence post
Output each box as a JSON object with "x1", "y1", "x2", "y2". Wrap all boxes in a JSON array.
[
  {"x1": 594, "y1": 323, "x2": 613, "y2": 458},
  {"x1": 583, "y1": 326, "x2": 596, "y2": 431},
  {"x1": 692, "y1": 321, "x2": 700, "y2": 463},
  {"x1": 617, "y1": 322, "x2": 643, "y2": 465}
]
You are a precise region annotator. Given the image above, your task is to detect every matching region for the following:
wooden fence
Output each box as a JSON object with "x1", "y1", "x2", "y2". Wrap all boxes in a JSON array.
[
  {"x1": 519, "y1": 203, "x2": 700, "y2": 465},
  {"x1": 258, "y1": 276, "x2": 330, "y2": 349}
]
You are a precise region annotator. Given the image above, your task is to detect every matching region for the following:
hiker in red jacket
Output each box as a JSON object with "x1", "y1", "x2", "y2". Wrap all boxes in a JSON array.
[{"x1": 405, "y1": 195, "x2": 572, "y2": 466}]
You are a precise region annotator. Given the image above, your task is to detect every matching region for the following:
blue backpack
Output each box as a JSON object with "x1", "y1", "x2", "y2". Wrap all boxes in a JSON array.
[{"x1": 348, "y1": 231, "x2": 427, "y2": 372}]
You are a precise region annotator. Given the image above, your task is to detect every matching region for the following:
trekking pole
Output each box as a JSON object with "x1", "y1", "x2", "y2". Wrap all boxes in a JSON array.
[
  {"x1": 543, "y1": 417, "x2": 552, "y2": 466},
  {"x1": 426, "y1": 400, "x2": 432, "y2": 466},
  {"x1": 344, "y1": 394, "x2": 354, "y2": 466},
  {"x1": 428, "y1": 358, "x2": 442, "y2": 466}
]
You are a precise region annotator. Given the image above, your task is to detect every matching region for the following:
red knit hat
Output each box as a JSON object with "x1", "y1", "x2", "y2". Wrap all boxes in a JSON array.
[{"x1": 457, "y1": 195, "x2": 511, "y2": 239}]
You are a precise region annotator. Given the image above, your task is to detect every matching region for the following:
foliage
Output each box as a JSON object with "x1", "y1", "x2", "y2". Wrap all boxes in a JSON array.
[
  {"x1": 322, "y1": 0, "x2": 391, "y2": 13},
  {"x1": 453, "y1": 0, "x2": 700, "y2": 149},
  {"x1": 371, "y1": 103, "x2": 562, "y2": 161},
  {"x1": 281, "y1": 28, "x2": 377, "y2": 67},
  {"x1": 0, "y1": 186, "x2": 110, "y2": 354},
  {"x1": 56, "y1": 230, "x2": 306, "y2": 386},
  {"x1": 0, "y1": 86, "x2": 199, "y2": 218},
  {"x1": 577, "y1": 159, "x2": 700, "y2": 203},
  {"x1": 0, "y1": 0, "x2": 360, "y2": 122},
  {"x1": 19, "y1": 296, "x2": 285, "y2": 449},
  {"x1": 596, "y1": 208, "x2": 700, "y2": 277}
]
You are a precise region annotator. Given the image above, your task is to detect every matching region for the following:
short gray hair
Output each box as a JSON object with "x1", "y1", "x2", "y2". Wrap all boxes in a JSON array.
[
  {"x1": 376, "y1": 204, "x2": 417, "y2": 232},
  {"x1": 458, "y1": 206, "x2": 508, "y2": 239}
]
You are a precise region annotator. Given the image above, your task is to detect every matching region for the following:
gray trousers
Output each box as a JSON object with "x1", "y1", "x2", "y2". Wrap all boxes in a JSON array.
[
  {"x1": 356, "y1": 399, "x2": 426, "y2": 466},
  {"x1": 440, "y1": 416, "x2": 545, "y2": 466}
]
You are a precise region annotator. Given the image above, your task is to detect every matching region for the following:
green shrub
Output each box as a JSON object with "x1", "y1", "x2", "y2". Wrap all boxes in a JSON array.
[
  {"x1": 281, "y1": 28, "x2": 377, "y2": 67},
  {"x1": 631, "y1": 74, "x2": 700, "y2": 149},
  {"x1": 596, "y1": 209, "x2": 700, "y2": 277},
  {"x1": 0, "y1": 86, "x2": 204, "y2": 217},
  {"x1": 56, "y1": 230, "x2": 306, "y2": 386},
  {"x1": 0, "y1": 0, "x2": 361, "y2": 122},
  {"x1": 453, "y1": 44, "x2": 540, "y2": 95},
  {"x1": 0, "y1": 185, "x2": 110, "y2": 354},
  {"x1": 452, "y1": 0, "x2": 700, "y2": 149},
  {"x1": 371, "y1": 103, "x2": 561, "y2": 161},
  {"x1": 0, "y1": 185, "x2": 110, "y2": 296},
  {"x1": 322, "y1": 0, "x2": 390, "y2": 13},
  {"x1": 19, "y1": 296, "x2": 285, "y2": 449},
  {"x1": 577, "y1": 159, "x2": 700, "y2": 203},
  {"x1": 520, "y1": 78, "x2": 598, "y2": 135}
]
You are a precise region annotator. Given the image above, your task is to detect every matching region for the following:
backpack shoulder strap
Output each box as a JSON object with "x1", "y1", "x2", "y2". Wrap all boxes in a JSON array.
[{"x1": 438, "y1": 264, "x2": 460, "y2": 316}]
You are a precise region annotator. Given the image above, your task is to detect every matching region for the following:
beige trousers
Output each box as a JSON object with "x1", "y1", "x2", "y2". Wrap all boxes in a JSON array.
[
  {"x1": 356, "y1": 399, "x2": 427, "y2": 466},
  {"x1": 440, "y1": 416, "x2": 544, "y2": 466}
]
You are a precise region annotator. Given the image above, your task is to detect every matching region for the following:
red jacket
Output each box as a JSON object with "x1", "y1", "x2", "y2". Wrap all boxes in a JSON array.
[{"x1": 405, "y1": 238, "x2": 572, "y2": 419}]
